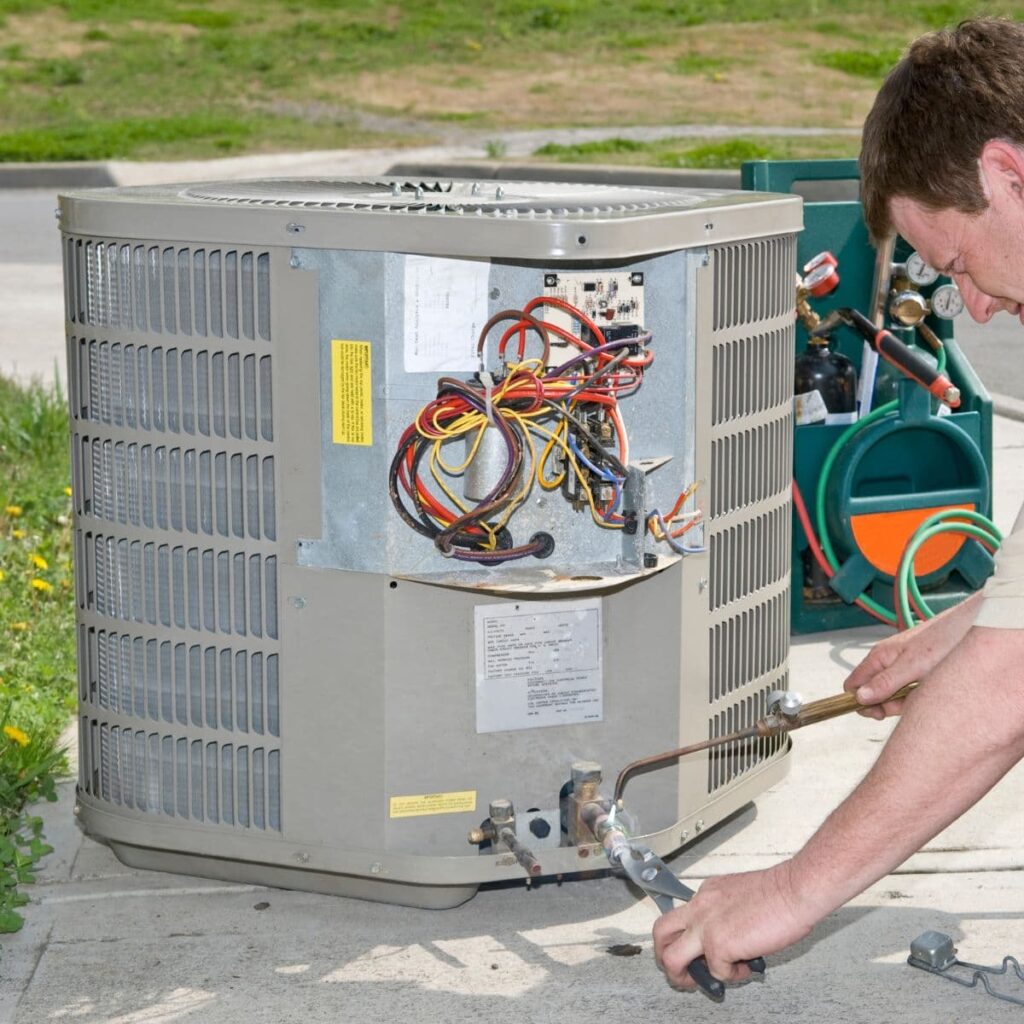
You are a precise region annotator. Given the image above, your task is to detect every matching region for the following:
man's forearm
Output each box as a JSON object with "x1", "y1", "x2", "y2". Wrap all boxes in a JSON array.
[{"x1": 788, "y1": 625, "x2": 1024, "y2": 923}]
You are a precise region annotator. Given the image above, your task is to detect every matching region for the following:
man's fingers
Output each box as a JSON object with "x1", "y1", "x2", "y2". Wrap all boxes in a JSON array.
[
  {"x1": 845, "y1": 641, "x2": 900, "y2": 693},
  {"x1": 857, "y1": 705, "x2": 886, "y2": 720},
  {"x1": 704, "y1": 952, "x2": 752, "y2": 985},
  {"x1": 658, "y1": 929, "x2": 705, "y2": 990}
]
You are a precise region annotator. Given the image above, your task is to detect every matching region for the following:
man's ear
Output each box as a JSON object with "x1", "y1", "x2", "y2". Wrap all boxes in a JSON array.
[{"x1": 979, "y1": 140, "x2": 1024, "y2": 202}]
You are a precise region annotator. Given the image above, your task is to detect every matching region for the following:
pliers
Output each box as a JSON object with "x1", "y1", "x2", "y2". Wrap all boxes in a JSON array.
[{"x1": 615, "y1": 842, "x2": 767, "y2": 1000}]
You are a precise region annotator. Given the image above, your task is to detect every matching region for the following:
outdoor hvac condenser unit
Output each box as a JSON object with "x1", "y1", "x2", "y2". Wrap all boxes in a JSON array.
[{"x1": 60, "y1": 179, "x2": 801, "y2": 908}]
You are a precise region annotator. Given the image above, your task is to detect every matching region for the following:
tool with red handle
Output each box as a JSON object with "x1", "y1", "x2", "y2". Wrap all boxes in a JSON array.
[{"x1": 815, "y1": 308, "x2": 960, "y2": 407}]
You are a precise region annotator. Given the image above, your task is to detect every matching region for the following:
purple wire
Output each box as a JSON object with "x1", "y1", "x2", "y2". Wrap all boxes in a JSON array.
[{"x1": 550, "y1": 331, "x2": 652, "y2": 376}]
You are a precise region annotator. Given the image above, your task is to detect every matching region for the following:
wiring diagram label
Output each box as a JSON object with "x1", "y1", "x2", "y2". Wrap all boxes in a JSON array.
[
  {"x1": 331, "y1": 339, "x2": 373, "y2": 445},
  {"x1": 403, "y1": 255, "x2": 490, "y2": 373},
  {"x1": 474, "y1": 598, "x2": 603, "y2": 733}
]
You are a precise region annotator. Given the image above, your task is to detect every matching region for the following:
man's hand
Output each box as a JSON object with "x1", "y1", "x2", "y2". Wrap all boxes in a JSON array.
[
  {"x1": 844, "y1": 592, "x2": 981, "y2": 719},
  {"x1": 652, "y1": 862, "x2": 813, "y2": 990}
]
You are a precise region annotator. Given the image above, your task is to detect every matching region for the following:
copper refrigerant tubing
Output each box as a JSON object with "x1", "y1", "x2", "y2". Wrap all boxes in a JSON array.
[{"x1": 612, "y1": 683, "x2": 918, "y2": 807}]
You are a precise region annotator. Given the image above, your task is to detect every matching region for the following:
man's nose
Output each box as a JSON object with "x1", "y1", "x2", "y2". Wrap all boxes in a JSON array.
[{"x1": 955, "y1": 275, "x2": 996, "y2": 323}]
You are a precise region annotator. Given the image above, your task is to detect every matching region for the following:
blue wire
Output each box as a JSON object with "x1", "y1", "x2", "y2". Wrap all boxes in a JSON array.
[
  {"x1": 567, "y1": 432, "x2": 621, "y2": 520},
  {"x1": 648, "y1": 508, "x2": 705, "y2": 554}
]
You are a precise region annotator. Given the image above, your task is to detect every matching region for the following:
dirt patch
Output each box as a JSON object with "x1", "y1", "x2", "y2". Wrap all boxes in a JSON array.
[
  {"x1": 3, "y1": 12, "x2": 108, "y2": 60},
  {"x1": 318, "y1": 24, "x2": 880, "y2": 130}
]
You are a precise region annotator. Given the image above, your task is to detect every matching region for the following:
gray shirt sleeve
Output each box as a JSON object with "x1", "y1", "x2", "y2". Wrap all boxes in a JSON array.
[{"x1": 973, "y1": 503, "x2": 1024, "y2": 629}]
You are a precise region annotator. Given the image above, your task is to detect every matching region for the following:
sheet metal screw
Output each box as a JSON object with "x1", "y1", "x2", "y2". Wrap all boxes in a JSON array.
[
  {"x1": 286, "y1": 222, "x2": 305, "y2": 234},
  {"x1": 370, "y1": 862, "x2": 383, "y2": 874},
  {"x1": 295, "y1": 851, "x2": 310, "y2": 864},
  {"x1": 680, "y1": 830, "x2": 689, "y2": 842},
  {"x1": 694, "y1": 820, "x2": 705, "y2": 834},
  {"x1": 289, "y1": 256, "x2": 300, "y2": 268},
  {"x1": 698, "y1": 578, "x2": 708, "y2": 592}
]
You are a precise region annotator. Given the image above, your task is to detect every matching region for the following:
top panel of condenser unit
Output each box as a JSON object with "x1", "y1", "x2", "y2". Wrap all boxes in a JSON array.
[{"x1": 59, "y1": 178, "x2": 802, "y2": 261}]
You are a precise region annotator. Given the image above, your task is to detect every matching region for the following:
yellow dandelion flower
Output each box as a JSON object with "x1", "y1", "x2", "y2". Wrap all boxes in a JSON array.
[
  {"x1": 3, "y1": 725, "x2": 29, "y2": 747},
  {"x1": 10, "y1": 622, "x2": 28, "y2": 632},
  {"x1": 64, "y1": 486, "x2": 72, "y2": 497},
  {"x1": 30, "y1": 578, "x2": 53, "y2": 594},
  {"x1": 0, "y1": 569, "x2": 5, "y2": 582},
  {"x1": 4, "y1": 505, "x2": 22, "y2": 518},
  {"x1": 11, "y1": 529, "x2": 25, "y2": 540},
  {"x1": 29, "y1": 554, "x2": 48, "y2": 571}
]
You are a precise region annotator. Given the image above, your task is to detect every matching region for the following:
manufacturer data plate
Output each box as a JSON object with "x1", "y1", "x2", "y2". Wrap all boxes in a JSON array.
[{"x1": 474, "y1": 597, "x2": 603, "y2": 733}]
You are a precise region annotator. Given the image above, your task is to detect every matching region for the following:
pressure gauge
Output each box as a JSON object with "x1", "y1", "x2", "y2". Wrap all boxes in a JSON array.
[
  {"x1": 931, "y1": 283, "x2": 964, "y2": 319},
  {"x1": 803, "y1": 250, "x2": 838, "y2": 274},
  {"x1": 890, "y1": 289, "x2": 928, "y2": 326},
  {"x1": 905, "y1": 251, "x2": 940, "y2": 286},
  {"x1": 803, "y1": 260, "x2": 840, "y2": 298}
]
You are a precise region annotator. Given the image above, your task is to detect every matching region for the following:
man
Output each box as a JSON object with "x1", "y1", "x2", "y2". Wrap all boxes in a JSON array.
[{"x1": 653, "y1": 16, "x2": 1024, "y2": 989}]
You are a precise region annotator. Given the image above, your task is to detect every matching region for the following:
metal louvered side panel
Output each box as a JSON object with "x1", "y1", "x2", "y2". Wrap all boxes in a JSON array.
[
  {"x1": 707, "y1": 681, "x2": 788, "y2": 793},
  {"x1": 67, "y1": 238, "x2": 271, "y2": 342},
  {"x1": 82, "y1": 627, "x2": 280, "y2": 736},
  {"x1": 79, "y1": 717, "x2": 281, "y2": 832},
  {"x1": 70, "y1": 235, "x2": 282, "y2": 837},
  {"x1": 705, "y1": 233, "x2": 795, "y2": 795},
  {"x1": 85, "y1": 534, "x2": 278, "y2": 639}
]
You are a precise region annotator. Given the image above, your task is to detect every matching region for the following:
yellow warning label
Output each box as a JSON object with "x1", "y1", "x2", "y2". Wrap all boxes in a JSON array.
[
  {"x1": 389, "y1": 790, "x2": 477, "y2": 819},
  {"x1": 331, "y1": 340, "x2": 373, "y2": 446}
]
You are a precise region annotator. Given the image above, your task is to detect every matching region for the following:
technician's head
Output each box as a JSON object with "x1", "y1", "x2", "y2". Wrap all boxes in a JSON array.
[{"x1": 860, "y1": 17, "x2": 1024, "y2": 324}]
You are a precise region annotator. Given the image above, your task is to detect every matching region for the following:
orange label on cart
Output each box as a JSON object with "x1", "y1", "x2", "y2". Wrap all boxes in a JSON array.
[{"x1": 850, "y1": 504, "x2": 974, "y2": 576}]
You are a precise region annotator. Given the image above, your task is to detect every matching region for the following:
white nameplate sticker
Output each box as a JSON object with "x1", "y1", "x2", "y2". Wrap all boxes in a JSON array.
[{"x1": 474, "y1": 598, "x2": 603, "y2": 733}]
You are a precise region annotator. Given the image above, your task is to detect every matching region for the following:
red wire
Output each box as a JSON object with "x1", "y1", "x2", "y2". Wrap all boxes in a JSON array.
[{"x1": 791, "y1": 480, "x2": 895, "y2": 628}]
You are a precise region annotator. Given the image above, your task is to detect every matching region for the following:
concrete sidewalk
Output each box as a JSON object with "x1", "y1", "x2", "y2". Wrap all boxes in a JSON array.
[{"x1": 3, "y1": 413, "x2": 1023, "y2": 1023}]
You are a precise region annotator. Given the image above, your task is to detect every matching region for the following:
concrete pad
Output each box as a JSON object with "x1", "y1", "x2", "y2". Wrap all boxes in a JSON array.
[{"x1": 8, "y1": 817, "x2": 1024, "y2": 1024}]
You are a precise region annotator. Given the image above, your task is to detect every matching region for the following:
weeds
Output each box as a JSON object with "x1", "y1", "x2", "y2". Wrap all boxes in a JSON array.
[{"x1": 0, "y1": 376, "x2": 75, "y2": 933}]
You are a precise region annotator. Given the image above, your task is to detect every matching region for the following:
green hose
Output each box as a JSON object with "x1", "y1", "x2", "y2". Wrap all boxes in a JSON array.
[
  {"x1": 810, "y1": 339, "x2": 998, "y2": 628},
  {"x1": 897, "y1": 510, "x2": 1002, "y2": 626},
  {"x1": 813, "y1": 399, "x2": 900, "y2": 624}
]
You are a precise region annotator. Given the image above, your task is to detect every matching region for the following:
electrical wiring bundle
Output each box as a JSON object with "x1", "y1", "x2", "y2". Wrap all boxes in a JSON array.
[{"x1": 388, "y1": 296, "x2": 701, "y2": 564}]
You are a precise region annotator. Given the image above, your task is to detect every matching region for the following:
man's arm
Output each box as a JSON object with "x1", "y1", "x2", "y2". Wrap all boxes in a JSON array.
[{"x1": 654, "y1": 624, "x2": 1024, "y2": 988}]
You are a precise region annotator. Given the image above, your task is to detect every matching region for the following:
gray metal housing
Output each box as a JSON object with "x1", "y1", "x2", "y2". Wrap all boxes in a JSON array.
[{"x1": 61, "y1": 178, "x2": 801, "y2": 908}]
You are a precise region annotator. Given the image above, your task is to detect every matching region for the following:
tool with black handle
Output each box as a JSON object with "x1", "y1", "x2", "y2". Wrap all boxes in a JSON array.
[
  {"x1": 581, "y1": 803, "x2": 765, "y2": 1001},
  {"x1": 811, "y1": 308, "x2": 960, "y2": 407},
  {"x1": 616, "y1": 843, "x2": 766, "y2": 1000}
]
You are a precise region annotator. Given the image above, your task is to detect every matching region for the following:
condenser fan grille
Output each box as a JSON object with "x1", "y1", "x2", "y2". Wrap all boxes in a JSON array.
[{"x1": 182, "y1": 179, "x2": 724, "y2": 217}]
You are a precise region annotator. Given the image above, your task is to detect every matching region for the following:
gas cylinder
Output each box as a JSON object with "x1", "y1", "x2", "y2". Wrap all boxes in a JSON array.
[
  {"x1": 794, "y1": 336, "x2": 857, "y2": 427},
  {"x1": 795, "y1": 336, "x2": 857, "y2": 600}
]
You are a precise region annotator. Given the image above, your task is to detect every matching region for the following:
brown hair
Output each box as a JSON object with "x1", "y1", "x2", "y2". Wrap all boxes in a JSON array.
[{"x1": 860, "y1": 17, "x2": 1024, "y2": 243}]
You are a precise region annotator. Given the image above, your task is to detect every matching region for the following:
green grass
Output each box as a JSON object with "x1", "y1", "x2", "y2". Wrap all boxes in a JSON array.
[
  {"x1": 0, "y1": 0, "x2": 1021, "y2": 161},
  {"x1": 0, "y1": 376, "x2": 75, "y2": 934},
  {"x1": 670, "y1": 52, "x2": 730, "y2": 76},
  {"x1": 534, "y1": 133, "x2": 861, "y2": 167},
  {"x1": 814, "y1": 48, "x2": 903, "y2": 79}
]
